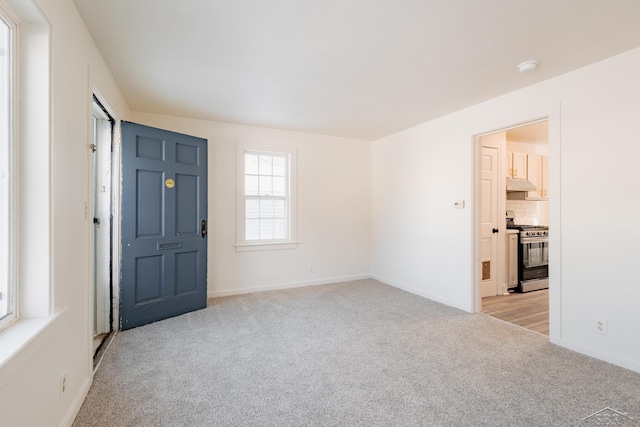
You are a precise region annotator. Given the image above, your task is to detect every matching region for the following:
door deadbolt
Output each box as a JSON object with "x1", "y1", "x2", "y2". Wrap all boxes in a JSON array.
[{"x1": 201, "y1": 219, "x2": 207, "y2": 238}]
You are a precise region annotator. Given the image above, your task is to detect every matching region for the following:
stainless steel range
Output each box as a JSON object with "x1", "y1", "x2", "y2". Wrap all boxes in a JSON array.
[{"x1": 514, "y1": 225, "x2": 549, "y2": 292}]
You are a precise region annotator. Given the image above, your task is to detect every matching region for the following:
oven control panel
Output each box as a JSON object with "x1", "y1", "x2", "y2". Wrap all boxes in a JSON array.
[{"x1": 522, "y1": 230, "x2": 548, "y2": 237}]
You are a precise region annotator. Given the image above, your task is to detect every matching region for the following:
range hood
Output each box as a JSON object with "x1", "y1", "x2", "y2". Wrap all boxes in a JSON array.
[
  {"x1": 506, "y1": 178, "x2": 540, "y2": 200},
  {"x1": 506, "y1": 178, "x2": 537, "y2": 192}
]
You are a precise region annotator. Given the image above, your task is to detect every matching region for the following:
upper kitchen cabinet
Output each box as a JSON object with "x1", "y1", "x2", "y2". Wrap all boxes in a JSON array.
[
  {"x1": 541, "y1": 156, "x2": 549, "y2": 199},
  {"x1": 507, "y1": 151, "x2": 527, "y2": 180},
  {"x1": 527, "y1": 154, "x2": 549, "y2": 200}
]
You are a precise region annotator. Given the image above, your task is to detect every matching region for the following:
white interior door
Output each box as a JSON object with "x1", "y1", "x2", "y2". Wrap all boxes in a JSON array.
[{"x1": 480, "y1": 145, "x2": 500, "y2": 298}]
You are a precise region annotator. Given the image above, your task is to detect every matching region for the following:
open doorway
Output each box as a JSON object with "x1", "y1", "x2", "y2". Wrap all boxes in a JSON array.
[
  {"x1": 91, "y1": 97, "x2": 114, "y2": 360},
  {"x1": 477, "y1": 120, "x2": 550, "y2": 335}
]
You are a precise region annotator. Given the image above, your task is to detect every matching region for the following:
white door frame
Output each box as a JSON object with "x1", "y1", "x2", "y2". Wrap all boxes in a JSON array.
[
  {"x1": 471, "y1": 104, "x2": 562, "y2": 344},
  {"x1": 111, "y1": 120, "x2": 121, "y2": 333},
  {"x1": 91, "y1": 99, "x2": 112, "y2": 336},
  {"x1": 87, "y1": 88, "x2": 121, "y2": 370}
]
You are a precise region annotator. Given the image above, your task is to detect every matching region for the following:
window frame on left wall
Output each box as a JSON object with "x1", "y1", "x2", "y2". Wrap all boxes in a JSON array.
[
  {"x1": 236, "y1": 142, "x2": 298, "y2": 252},
  {"x1": 0, "y1": 5, "x2": 17, "y2": 332}
]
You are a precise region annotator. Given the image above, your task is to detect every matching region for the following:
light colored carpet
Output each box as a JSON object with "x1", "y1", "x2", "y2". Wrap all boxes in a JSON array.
[{"x1": 72, "y1": 279, "x2": 640, "y2": 426}]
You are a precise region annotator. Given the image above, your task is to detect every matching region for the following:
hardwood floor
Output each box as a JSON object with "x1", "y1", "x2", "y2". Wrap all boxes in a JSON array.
[{"x1": 482, "y1": 289, "x2": 549, "y2": 335}]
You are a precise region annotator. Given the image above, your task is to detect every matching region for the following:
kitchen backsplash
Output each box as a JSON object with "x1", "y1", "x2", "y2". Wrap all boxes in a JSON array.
[{"x1": 506, "y1": 200, "x2": 549, "y2": 226}]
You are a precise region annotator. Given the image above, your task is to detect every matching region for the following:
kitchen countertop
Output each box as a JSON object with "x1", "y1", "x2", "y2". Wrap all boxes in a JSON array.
[{"x1": 506, "y1": 229, "x2": 520, "y2": 234}]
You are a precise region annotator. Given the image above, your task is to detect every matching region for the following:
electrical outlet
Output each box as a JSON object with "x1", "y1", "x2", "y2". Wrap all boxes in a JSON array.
[
  {"x1": 595, "y1": 318, "x2": 608, "y2": 335},
  {"x1": 60, "y1": 371, "x2": 67, "y2": 399}
]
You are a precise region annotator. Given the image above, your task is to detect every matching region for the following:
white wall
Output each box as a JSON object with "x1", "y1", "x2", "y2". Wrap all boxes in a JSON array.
[
  {"x1": 0, "y1": 0, "x2": 129, "y2": 425},
  {"x1": 130, "y1": 112, "x2": 372, "y2": 297},
  {"x1": 371, "y1": 47, "x2": 640, "y2": 372}
]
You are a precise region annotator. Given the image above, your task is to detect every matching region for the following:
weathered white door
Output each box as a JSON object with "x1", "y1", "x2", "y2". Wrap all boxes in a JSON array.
[
  {"x1": 92, "y1": 100, "x2": 112, "y2": 336},
  {"x1": 480, "y1": 145, "x2": 500, "y2": 297}
]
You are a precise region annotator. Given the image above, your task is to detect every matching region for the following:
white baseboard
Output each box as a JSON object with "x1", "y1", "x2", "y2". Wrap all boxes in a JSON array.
[
  {"x1": 553, "y1": 338, "x2": 640, "y2": 375},
  {"x1": 207, "y1": 274, "x2": 371, "y2": 298},
  {"x1": 61, "y1": 375, "x2": 93, "y2": 427},
  {"x1": 371, "y1": 274, "x2": 470, "y2": 312}
]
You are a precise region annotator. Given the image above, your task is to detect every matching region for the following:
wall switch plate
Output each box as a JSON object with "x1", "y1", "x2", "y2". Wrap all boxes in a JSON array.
[{"x1": 454, "y1": 200, "x2": 465, "y2": 209}]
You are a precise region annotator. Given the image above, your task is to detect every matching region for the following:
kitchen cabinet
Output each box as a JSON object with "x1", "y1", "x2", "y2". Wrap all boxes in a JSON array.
[
  {"x1": 541, "y1": 156, "x2": 549, "y2": 198},
  {"x1": 506, "y1": 151, "x2": 527, "y2": 180},
  {"x1": 506, "y1": 231, "x2": 519, "y2": 289},
  {"x1": 527, "y1": 154, "x2": 549, "y2": 199}
]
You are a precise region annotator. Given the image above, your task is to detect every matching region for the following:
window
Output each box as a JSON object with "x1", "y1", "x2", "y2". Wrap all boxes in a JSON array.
[
  {"x1": 0, "y1": 9, "x2": 15, "y2": 330},
  {"x1": 237, "y1": 144, "x2": 297, "y2": 250},
  {"x1": 245, "y1": 152, "x2": 288, "y2": 241},
  {"x1": 0, "y1": 1, "x2": 52, "y2": 366}
]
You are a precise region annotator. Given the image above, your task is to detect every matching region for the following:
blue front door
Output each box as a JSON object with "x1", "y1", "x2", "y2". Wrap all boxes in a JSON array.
[{"x1": 120, "y1": 122, "x2": 208, "y2": 330}]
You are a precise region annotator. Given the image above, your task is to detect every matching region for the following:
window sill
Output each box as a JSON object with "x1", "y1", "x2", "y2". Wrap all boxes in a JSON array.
[
  {"x1": 0, "y1": 309, "x2": 66, "y2": 387},
  {"x1": 235, "y1": 241, "x2": 299, "y2": 252}
]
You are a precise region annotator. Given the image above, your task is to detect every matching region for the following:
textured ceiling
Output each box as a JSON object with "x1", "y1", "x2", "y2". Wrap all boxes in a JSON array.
[{"x1": 74, "y1": 0, "x2": 640, "y2": 140}]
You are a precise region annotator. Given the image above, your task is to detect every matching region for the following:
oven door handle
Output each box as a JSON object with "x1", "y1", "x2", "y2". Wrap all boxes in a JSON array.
[
  {"x1": 520, "y1": 237, "x2": 548, "y2": 244},
  {"x1": 524, "y1": 261, "x2": 549, "y2": 267}
]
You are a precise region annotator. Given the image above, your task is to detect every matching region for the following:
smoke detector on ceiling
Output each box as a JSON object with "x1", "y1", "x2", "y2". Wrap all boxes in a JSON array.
[{"x1": 517, "y1": 60, "x2": 538, "y2": 73}]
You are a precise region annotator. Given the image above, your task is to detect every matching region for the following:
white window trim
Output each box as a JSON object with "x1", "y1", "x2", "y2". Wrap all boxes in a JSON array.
[
  {"x1": 235, "y1": 142, "x2": 298, "y2": 252},
  {"x1": 0, "y1": 0, "x2": 53, "y2": 369},
  {"x1": 0, "y1": 2, "x2": 17, "y2": 332}
]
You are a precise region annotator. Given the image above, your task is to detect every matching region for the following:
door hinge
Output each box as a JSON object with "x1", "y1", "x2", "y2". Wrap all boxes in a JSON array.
[{"x1": 90, "y1": 143, "x2": 97, "y2": 153}]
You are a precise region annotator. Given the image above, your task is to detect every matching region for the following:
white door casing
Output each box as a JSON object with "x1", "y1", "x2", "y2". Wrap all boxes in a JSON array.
[{"x1": 472, "y1": 106, "x2": 559, "y2": 343}]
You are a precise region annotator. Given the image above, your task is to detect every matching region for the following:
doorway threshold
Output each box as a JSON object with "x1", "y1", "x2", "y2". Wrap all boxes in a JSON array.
[
  {"x1": 93, "y1": 331, "x2": 116, "y2": 371},
  {"x1": 481, "y1": 289, "x2": 549, "y2": 335}
]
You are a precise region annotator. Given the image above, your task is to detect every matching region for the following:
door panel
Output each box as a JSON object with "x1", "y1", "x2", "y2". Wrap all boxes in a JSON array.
[
  {"x1": 175, "y1": 251, "x2": 198, "y2": 293},
  {"x1": 175, "y1": 173, "x2": 199, "y2": 235},
  {"x1": 135, "y1": 255, "x2": 163, "y2": 303},
  {"x1": 137, "y1": 136, "x2": 165, "y2": 160},
  {"x1": 137, "y1": 170, "x2": 164, "y2": 237},
  {"x1": 121, "y1": 122, "x2": 207, "y2": 330},
  {"x1": 176, "y1": 142, "x2": 199, "y2": 165}
]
